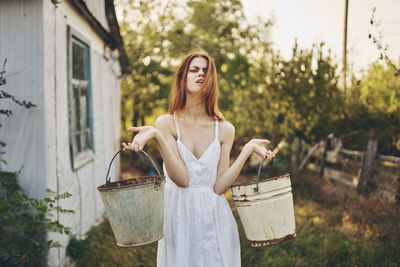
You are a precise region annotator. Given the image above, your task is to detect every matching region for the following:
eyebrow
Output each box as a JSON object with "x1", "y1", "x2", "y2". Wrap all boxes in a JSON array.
[{"x1": 189, "y1": 66, "x2": 207, "y2": 69}]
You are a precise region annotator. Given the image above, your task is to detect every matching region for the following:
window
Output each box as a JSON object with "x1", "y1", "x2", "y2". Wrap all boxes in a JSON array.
[{"x1": 67, "y1": 26, "x2": 94, "y2": 169}]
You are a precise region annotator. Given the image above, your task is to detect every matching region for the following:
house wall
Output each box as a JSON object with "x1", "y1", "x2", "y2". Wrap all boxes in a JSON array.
[
  {"x1": 43, "y1": 1, "x2": 122, "y2": 266},
  {"x1": 0, "y1": 0, "x2": 47, "y2": 199},
  {"x1": 1, "y1": 0, "x2": 122, "y2": 266}
]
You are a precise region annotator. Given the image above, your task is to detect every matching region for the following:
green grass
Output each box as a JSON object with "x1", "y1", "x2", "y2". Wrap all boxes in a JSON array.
[
  {"x1": 67, "y1": 215, "x2": 158, "y2": 267},
  {"x1": 68, "y1": 170, "x2": 400, "y2": 266}
]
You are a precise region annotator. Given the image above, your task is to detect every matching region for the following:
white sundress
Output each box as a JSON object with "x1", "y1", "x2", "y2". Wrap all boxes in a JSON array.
[{"x1": 157, "y1": 116, "x2": 241, "y2": 267}]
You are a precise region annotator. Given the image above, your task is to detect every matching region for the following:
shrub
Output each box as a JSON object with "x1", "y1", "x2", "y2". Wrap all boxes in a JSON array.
[
  {"x1": 0, "y1": 171, "x2": 73, "y2": 266},
  {"x1": 66, "y1": 235, "x2": 88, "y2": 260}
]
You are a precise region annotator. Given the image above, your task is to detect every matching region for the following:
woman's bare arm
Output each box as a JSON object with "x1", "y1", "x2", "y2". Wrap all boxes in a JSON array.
[
  {"x1": 213, "y1": 122, "x2": 273, "y2": 195},
  {"x1": 154, "y1": 115, "x2": 189, "y2": 187},
  {"x1": 122, "y1": 114, "x2": 189, "y2": 187}
]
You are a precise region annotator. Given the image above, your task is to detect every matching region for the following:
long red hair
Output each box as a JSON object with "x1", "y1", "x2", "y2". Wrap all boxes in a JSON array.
[{"x1": 168, "y1": 50, "x2": 224, "y2": 121}]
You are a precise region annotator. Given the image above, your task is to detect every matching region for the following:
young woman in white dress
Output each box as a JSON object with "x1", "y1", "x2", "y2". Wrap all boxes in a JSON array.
[{"x1": 122, "y1": 51, "x2": 275, "y2": 267}]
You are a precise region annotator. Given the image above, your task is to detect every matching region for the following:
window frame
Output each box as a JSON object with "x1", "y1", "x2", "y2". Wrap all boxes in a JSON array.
[{"x1": 67, "y1": 25, "x2": 94, "y2": 170}]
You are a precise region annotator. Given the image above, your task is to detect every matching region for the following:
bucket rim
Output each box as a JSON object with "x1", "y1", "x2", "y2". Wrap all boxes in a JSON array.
[
  {"x1": 116, "y1": 234, "x2": 163, "y2": 247},
  {"x1": 249, "y1": 233, "x2": 296, "y2": 247},
  {"x1": 97, "y1": 175, "x2": 165, "y2": 191},
  {"x1": 230, "y1": 173, "x2": 290, "y2": 188}
]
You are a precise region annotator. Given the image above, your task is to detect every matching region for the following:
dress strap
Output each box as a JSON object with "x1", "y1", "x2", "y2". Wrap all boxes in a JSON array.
[
  {"x1": 173, "y1": 112, "x2": 181, "y2": 140},
  {"x1": 215, "y1": 119, "x2": 219, "y2": 141}
]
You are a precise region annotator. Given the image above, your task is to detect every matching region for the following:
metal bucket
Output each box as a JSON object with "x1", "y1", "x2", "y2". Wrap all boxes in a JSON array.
[
  {"x1": 97, "y1": 148, "x2": 165, "y2": 247},
  {"x1": 230, "y1": 158, "x2": 296, "y2": 247}
]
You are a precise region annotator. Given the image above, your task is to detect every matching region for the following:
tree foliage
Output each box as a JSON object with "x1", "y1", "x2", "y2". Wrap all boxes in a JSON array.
[
  {"x1": 345, "y1": 61, "x2": 400, "y2": 152},
  {"x1": 117, "y1": 0, "x2": 399, "y2": 156}
]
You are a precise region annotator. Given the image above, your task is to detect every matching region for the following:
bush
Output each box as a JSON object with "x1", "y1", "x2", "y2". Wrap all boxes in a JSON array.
[
  {"x1": 0, "y1": 171, "x2": 73, "y2": 266},
  {"x1": 66, "y1": 235, "x2": 89, "y2": 260}
]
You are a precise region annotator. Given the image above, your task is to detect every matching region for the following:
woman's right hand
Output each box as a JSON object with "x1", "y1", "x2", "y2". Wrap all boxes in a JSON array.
[
  {"x1": 244, "y1": 139, "x2": 275, "y2": 160},
  {"x1": 122, "y1": 126, "x2": 158, "y2": 152}
]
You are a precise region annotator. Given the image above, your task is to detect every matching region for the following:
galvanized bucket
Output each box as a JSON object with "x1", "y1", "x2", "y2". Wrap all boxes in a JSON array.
[
  {"x1": 230, "y1": 158, "x2": 296, "y2": 247},
  {"x1": 97, "y1": 148, "x2": 165, "y2": 247}
]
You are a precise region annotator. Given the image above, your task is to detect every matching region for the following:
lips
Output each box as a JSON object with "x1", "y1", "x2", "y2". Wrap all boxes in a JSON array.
[{"x1": 196, "y1": 79, "x2": 204, "y2": 84}]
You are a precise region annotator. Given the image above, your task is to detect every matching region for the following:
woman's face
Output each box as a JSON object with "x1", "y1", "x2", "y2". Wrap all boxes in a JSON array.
[{"x1": 186, "y1": 56, "x2": 208, "y2": 94}]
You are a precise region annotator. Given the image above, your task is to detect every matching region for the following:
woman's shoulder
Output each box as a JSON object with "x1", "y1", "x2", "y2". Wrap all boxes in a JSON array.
[
  {"x1": 219, "y1": 120, "x2": 235, "y2": 141},
  {"x1": 219, "y1": 120, "x2": 235, "y2": 131},
  {"x1": 155, "y1": 114, "x2": 177, "y2": 137},
  {"x1": 155, "y1": 114, "x2": 174, "y2": 129}
]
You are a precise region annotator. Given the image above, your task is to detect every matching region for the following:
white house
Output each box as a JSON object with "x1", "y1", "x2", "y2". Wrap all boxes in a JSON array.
[{"x1": 0, "y1": 0, "x2": 129, "y2": 265}]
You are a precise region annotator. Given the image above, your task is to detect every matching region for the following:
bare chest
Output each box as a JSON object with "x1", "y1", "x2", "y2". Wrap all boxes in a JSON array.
[{"x1": 179, "y1": 123, "x2": 217, "y2": 159}]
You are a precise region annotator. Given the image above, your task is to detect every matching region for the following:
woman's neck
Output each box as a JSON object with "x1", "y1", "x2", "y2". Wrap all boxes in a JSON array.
[{"x1": 180, "y1": 94, "x2": 210, "y2": 123}]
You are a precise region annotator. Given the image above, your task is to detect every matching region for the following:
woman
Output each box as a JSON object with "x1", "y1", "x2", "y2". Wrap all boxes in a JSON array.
[{"x1": 122, "y1": 51, "x2": 274, "y2": 267}]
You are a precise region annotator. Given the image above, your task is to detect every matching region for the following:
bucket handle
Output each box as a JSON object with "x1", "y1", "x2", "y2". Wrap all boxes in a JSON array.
[
  {"x1": 254, "y1": 157, "x2": 274, "y2": 192},
  {"x1": 105, "y1": 148, "x2": 162, "y2": 184}
]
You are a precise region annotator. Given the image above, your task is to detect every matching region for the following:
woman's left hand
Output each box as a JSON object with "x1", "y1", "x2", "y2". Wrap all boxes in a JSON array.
[
  {"x1": 122, "y1": 126, "x2": 157, "y2": 152},
  {"x1": 244, "y1": 139, "x2": 275, "y2": 160}
]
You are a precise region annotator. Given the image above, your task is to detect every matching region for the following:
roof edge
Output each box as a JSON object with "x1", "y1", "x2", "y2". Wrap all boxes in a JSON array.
[
  {"x1": 105, "y1": 0, "x2": 130, "y2": 75},
  {"x1": 67, "y1": 0, "x2": 130, "y2": 75}
]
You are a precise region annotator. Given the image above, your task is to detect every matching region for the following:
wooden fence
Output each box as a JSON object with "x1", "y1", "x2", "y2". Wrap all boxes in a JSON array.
[{"x1": 300, "y1": 137, "x2": 400, "y2": 203}]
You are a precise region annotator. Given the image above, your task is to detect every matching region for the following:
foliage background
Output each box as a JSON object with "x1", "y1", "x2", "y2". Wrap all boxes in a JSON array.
[{"x1": 118, "y1": 0, "x2": 399, "y2": 157}]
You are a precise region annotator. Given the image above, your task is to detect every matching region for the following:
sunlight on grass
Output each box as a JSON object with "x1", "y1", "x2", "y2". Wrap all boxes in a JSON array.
[{"x1": 68, "y1": 165, "x2": 400, "y2": 266}]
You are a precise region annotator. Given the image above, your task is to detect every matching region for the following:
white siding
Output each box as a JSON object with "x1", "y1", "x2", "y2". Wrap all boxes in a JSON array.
[
  {"x1": 43, "y1": 1, "x2": 121, "y2": 266},
  {"x1": 0, "y1": 0, "x2": 47, "y2": 199},
  {"x1": 1, "y1": 0, "x2": 122, "y2": 265}
]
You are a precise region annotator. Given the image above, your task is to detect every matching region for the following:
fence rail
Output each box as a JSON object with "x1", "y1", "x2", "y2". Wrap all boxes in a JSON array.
[{"x1": 303, "y1": 138, "x2": 400, "y2": 203}]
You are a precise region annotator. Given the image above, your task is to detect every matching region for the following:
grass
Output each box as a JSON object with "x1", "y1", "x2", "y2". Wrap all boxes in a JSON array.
[
  {"x1": 67, "y1": 216, "x2": 158, "y2": 267},
  {"x1": 68, "y1": 157, "x2": 400, "y2": 266}
]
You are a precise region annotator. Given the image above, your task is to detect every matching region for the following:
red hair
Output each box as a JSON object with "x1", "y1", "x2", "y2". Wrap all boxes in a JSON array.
[{"x1": 168, "y1": 50, "x2": 224, "y2": 121}]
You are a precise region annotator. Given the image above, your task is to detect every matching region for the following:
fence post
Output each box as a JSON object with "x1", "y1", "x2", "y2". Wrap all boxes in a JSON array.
[
  {"x1": 319, "y1": 139, "x2": 328, "y2": 178},
  {"x1": 357, "y1": 139, "x2": 378, "y2": 194},
  {"x1": 319, "y1": 134, "x2": 334, "y2": 178},
  {"x1": 396, "y1": 176, "x2": 400, "y2": 204},
  {"x1": 292, "y1": 137, "x2": 302, "y2": 167}
]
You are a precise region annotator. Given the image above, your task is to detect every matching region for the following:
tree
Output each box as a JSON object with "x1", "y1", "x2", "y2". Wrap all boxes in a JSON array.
[
  {"x1": 346, "y1": 61, "x2": 400, "y2": 153},
  {"x1": 116, "y1": 0, "x2": 344, "y2": 158},
  {"x1": 118, "y1": 0, "x2": 175, "y2": 138}
]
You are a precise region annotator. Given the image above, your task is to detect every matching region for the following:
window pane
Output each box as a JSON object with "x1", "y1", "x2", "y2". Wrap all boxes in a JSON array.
[
  {"x1": 73, "y1": 84, "x2": 81, "y2": 131},
  {"x1": 80, "y1": 87, "x2": 88, "y2": 130},
  {"x1": 69, "y1": 35, "x2": 92, "y2": 156},
  {"x1": 72, "y1": 41, "x2": 87, "y2": 80},
  {"x1": 75, "y1": 133, "x2": 81, "y2": 152},
  {"x1": 83, "y1": 128, "x2": 91, "y2": 150}
]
